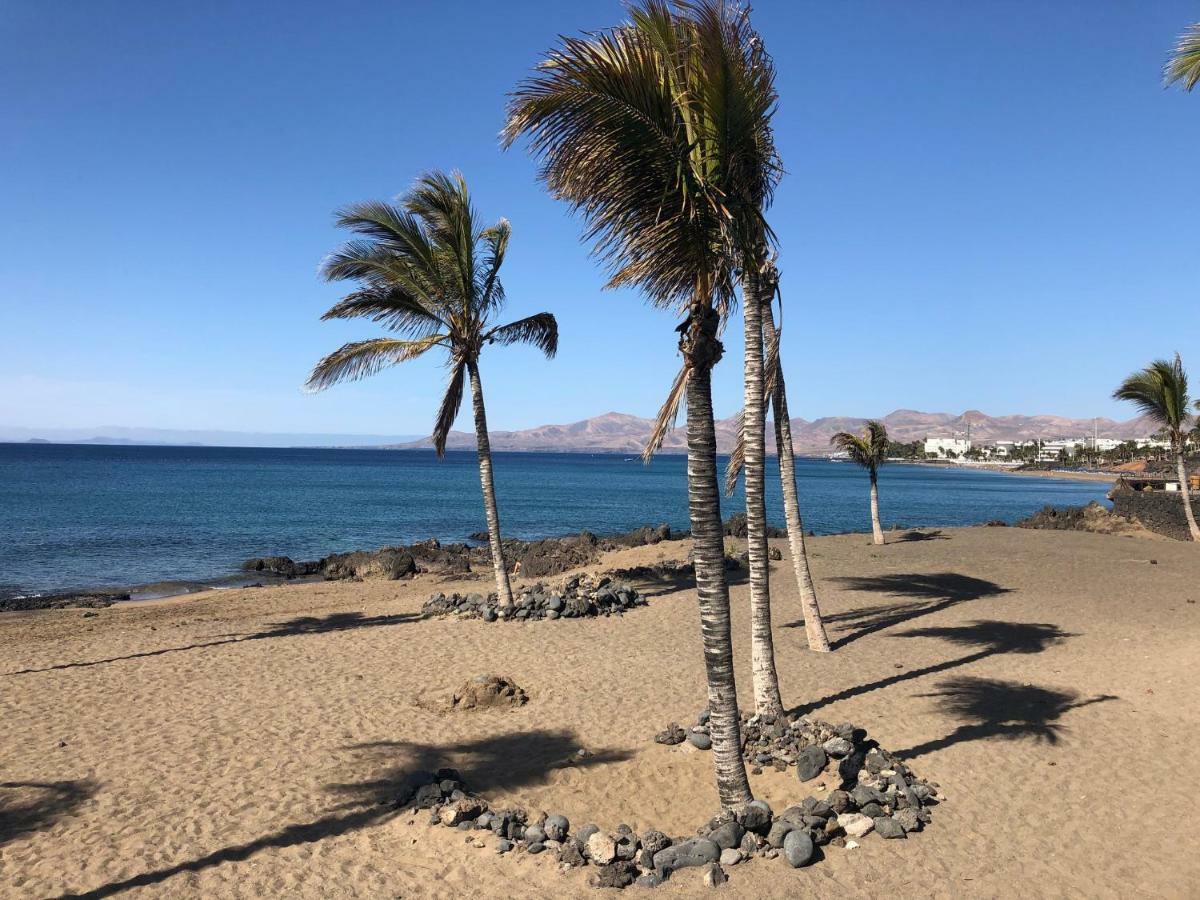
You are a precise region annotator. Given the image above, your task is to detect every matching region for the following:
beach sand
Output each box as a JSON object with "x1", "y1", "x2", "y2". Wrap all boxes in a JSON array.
[{"x1": 2, "y1": 527, "x2": 1198, "y2": 898}]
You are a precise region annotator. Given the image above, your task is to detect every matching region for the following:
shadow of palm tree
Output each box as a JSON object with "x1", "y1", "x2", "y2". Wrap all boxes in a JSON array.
[
  {"x1": 4, "y1": 611, "x2": 425, "y2": 677},
  {"x1": 54, "y1": 729, "x2": 631, "y2": 899},
  {"x1": 894, "y1": 676, "x2": 1118, "y2": 760},
  {"x1": 788, "y1": 620, "x2": 1074, "y2": 717},
  {"x1": 891, "y1": 530, "x2": 948, "y2": 542},
  {"x1": 1, "y1": 779, "x2": 98, "y2": 846},
  {"x1": 784, "y1": 573, "x2": 1012, "y2": 648},
  {"x1": 606, "y1": 560, "x2": 747, "y2": 599}
]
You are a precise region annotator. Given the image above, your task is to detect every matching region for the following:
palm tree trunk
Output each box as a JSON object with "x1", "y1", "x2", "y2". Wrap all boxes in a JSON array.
[
  {"x1": 1174, "y1": 448, "x2": 1200, "y2": 541},
  {"x1": 466, "y1": 360, "x2": 514, "y2": 607},
  {"x1": 869, "y1": 470, "x2": 885, "y2": 545},
  {"x1": 761, "y1": 304, "x2": 830, "y2": 653},
  {"x1": 742, "y1": 269, "x2": 784, "y2": 717},
  {"x1": 682, "y1": 303, "x2": 753, "y2": 808}
]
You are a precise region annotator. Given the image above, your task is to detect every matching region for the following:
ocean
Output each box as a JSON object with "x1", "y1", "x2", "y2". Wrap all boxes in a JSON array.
[{"x1": 0, "y1": 443, "x2": 1110, "y2": 597}]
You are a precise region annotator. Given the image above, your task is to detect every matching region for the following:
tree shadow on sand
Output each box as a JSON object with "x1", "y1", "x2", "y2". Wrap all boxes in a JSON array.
[
  {"x1": 890, "y1": 529, "x2": 949, "y2": 542},
  {"x1": 893, "y1": 676, "x2": 1117, "y2": 760},
  {"x1": 54, "y1": 729, "x2": 631, "y2": 900},
  {"x1": 784, "y1": 573, "x2": 1012, "y2": 649},
  {"x1": 4, "y1": 610, "x2": 425, "y2": 677},
  {"x1": 1, "y1": 779, "x2": 98, "y2": 846},
  {"x1": 608, "y1": 561, "x2": 747, "y2": 599},
  {"x1": 788, "y1": 619, "x2": 1075, "y2": 717}
]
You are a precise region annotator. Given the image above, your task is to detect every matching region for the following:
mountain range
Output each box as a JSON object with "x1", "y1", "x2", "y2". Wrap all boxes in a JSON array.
[{"x1": 388, "y1": 409, "x2": 1160, "y2": 455}]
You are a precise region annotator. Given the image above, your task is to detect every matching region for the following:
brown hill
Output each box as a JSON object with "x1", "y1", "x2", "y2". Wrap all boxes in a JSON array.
[{"x1": 385, "y1": 409, "x2": 1158, "y2": 455}]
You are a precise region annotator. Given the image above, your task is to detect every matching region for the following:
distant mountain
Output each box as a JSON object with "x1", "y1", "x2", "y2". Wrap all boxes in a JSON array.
[
  {"x1": 0, "y1": 426, "x2": 422, "y2": 448},
  {"x1": 386, "y1": 409, "x2": 1159, "y2": 455}
]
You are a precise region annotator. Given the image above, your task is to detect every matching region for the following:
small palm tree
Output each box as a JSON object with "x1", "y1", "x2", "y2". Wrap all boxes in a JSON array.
[
  {"x1": 1166, "y1": 23, "x2": 1200, "y2": 91},
  {"x1": 306, "y1": 171, "x2": 558, "y2": 604},
  {"x1": 1113, "y1": 354, "x2": 1198, "y2": 541},
  {"x1": 831, "y1": 421, "x2": 890, "y2": 545}
]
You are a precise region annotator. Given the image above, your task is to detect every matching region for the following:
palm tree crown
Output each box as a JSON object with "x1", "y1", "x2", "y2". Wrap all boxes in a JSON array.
[
  {"x1": 1166, "y1": 23, "x2": 1200, "y2": 91},
  {"x1": 305, "y1": 171, "x2": 557, "y2": 454},
  {"x1": 1113, "y1": 354, "x2": 1192, "y2": 448},
  {"x1": 831, "y1": 421, "x2": 890, "y2": 475},
  {"x1": 503, "y1": 0, "x2": 780, "y2": 315}
]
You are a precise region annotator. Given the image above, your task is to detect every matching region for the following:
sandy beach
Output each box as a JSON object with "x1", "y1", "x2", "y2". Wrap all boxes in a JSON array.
[{"x1": 2, "y1": 526, "x2": 1198, "y2": 899}]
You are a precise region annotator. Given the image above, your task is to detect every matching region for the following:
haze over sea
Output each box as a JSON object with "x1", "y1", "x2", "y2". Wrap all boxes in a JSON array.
[{"x1": 0, "y1": 443, "x2": 1110, "y2": 598}]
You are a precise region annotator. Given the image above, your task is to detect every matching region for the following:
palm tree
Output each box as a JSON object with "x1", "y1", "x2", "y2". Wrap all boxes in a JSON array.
[
  {"x1": 722, "y1": 265, "x2": 830, "y2": 653},
  {"x1": 831, "y1": 421, "x2": 890, "y2": 545},
  {"x1": 761, "y1": 291, "x2": 831, "y2": 652},
  {"x1": 1113, "y1": 354, "x2": 1198, "y2": 541},
  {"x1": 1166, "y1": 23, "x2": 1200, "y2": 91},
  {"x1": 305, "y1": 171, "x2": 558, "y2": 605},
  {"x1": 505, "y1": 0, "x2": 777, "y2": 806}
]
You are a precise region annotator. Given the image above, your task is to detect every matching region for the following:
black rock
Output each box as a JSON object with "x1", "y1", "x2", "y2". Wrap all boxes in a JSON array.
[
  {"x1": 687, "y1": 731, "x2": 713, "y2": 751},
  {"x1": 766, "y1": 819, "x2": 795, "y2": 849},
  {"x1": 558, "y1": 840, "x2": 586, "y2": 867},
  {"x1": 544, "y1": 814, "x2": 569, "y2": 842},
  {"x1": 708, "y1": 821, "x2": 745, "y2": 850},
  {"x1": 874, "y1": 816, "x2": 906, "y2": 839},
  {"x1": 796, "y1": 745, "x2": 828, "y2": 782}
]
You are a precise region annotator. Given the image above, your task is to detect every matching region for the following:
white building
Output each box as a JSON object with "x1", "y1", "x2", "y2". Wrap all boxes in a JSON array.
[{"x1": 924, "y1": 436, "x2": 971, "y2": 458}]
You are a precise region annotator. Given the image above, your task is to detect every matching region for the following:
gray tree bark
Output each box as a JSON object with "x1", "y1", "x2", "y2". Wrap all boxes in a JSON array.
[
  {"x1": 467, "y1": 360, "x2": 514, "y2": 607},
  {"x1": 761, "y1": 303, "x2": 830, "y2": 653},
  {"x1": 682, "y1": 303, "x2": 754, "y2": 807}
]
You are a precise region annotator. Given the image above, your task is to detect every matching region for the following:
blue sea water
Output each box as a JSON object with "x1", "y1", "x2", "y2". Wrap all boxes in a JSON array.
[{"x1": 0, "y1": 443, "x2": 1111, "y2": 596}]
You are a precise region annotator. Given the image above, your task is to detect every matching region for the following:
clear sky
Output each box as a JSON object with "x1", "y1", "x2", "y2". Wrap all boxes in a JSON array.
[{"x1": 2, "y1": 0, "x2": 1197, "y2": 436}]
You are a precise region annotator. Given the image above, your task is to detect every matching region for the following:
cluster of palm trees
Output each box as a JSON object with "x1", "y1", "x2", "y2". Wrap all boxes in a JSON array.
[{"x1": 303, "y1": 6, "x2": 1200, "y2": 808}]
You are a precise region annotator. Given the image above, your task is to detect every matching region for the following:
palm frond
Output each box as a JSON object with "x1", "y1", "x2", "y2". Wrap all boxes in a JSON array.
[
  {"x1": 304, "y1": 335, "x2": 445, "y2": 392},
  {"x1": 432, "y1": 357, "x2": 467, "y2": 457},
  {"x1": 642, "y1": 362, "x2": 689, "y2": 461},
  {"x1": 478, "y1": 219, "x2": 511, "y2": 313},
  {"x1": 319, "y1": 287, "x2": 446, "y2": 338},
  {"x1": 723, "y1": 408, "x2": 745, "y2": 496},
  {"x1": 1166, "y1": 23, "x2": 1200, "y2": 91},
  {"x1": 1113, "y1": 353, "x2": 1191, "y2": 438},
  {"x1": 485, "y1": 312, "x2": 558, "y2": 357},
  {"x1": 404, "y1": 171, "x2": 478, "y2": 313}
]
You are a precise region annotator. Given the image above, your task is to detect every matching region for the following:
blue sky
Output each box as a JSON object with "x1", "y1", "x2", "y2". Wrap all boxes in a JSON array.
[{"x1": 2, "y1": 0, "x2": 1197, "y2": 436}]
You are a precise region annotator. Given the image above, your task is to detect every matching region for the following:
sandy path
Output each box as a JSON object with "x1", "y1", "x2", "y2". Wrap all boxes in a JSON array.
[{"x1": 1, "y1": 527, "x2": 1198, "y2": 898}]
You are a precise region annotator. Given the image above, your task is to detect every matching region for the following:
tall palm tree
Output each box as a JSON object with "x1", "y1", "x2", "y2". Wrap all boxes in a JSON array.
[
  {"x1": 761, "y1": 288, "x2": 831, "y2": 652},
  {"x1": 305, "y1": 171, "x2": 558, "y2": 605},
  {"x1": 722, "y1": 266, "x2": 830, "y2": 653},
  {"x1": 1113, "y1": 354, "x2": 1198, "y2": 541},
  {"x1": 831, "y1": 421, "x2": 890, "y2": 545},
  {"x1": 1166, "y1": 23, "x2": 1200, "y2": 91},
  {"x1": 505, "y1": 0, "x2": 777, "y2": 806}
]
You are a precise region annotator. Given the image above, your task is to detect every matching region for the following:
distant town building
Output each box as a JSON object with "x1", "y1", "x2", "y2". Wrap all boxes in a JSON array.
[{"x1": 924, "y1": 436, "x2": 971, "y2": 458}]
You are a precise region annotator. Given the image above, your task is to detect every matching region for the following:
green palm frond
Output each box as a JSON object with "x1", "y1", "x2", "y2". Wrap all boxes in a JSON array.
[
  {"x1": 830, "y1": 420, "x2": 890, "y2": 474},
  {"x1": 432, "y1": 358, "x2": 467, "y2": 457},
  {"x1": 1166, "y1": 23, "x2": 1200, "y2": 91},
  {"x1": 404, "y1": 171, "x2": 478, "y2": 309},
  {"x1": 1113, "y1": 353, "x2": 1192, "y2": 442},
  {"x1": 485, "y1": 312, "x2": 558, "y2": 357},
  {"x1": 478, "y1": 219, "x2": 510, "y2": 313},
  {"x1": 319, "y1": 287, "x2": 446, "y2": 338},
  {"x1": 304, "y1": 335, "x2": 445, "y2": 392}
]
